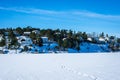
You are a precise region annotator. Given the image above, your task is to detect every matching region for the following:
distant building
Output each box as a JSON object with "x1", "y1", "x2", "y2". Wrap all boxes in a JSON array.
[
  {"x1": 32, "y1": 30, "x2": 40, "y2": 34},
  {"x1": 13, "y1": 31, "x2": 20, "y2": 36},
  {"x1": 99, "y1": 37, "x2": 105, "y2": 42},
  {"x1": 17, "y1": 36, "x2": 33, "y2": 45},
  {"x1": 98, "y1": 37, "x2": 106, "y2": 43},
  {"x1": 41, "y1": 37, "x2": 48, "y2": 43},
  {"x1": 87, "y1": 37, "x2": 92, "y2": 42},
  {"x1": 24, "y1": 32, "x2": 31, "y2": 36}
]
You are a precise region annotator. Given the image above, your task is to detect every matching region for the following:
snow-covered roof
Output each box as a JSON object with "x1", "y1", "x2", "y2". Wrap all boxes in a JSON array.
[
  {"x1": 32, "y1": 30, "x2": 40, "y2": 34},
  {"x1": 18, "y1": 36, "x2": 33, "y2": 45},
  {"x1": 99, "y1": 37, "x2": 105, "y2": 41},
  {"x1": 41, "y1": 37, "x2": 48, "y2": 43},
  {"x1": 24, "y1": 32, "x2": 31, "y2": 35},
  {"x1": 41, "y1": 37, "x2": 48, "y2": 39},
  {"x1": 87, "y1": 37, "x2": 92, "y2": 41}
]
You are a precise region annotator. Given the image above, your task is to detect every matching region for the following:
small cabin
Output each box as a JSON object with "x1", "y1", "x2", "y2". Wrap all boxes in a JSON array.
[
  {"x1": 23, "y1": 32, "x2": 31, "y2": 36},
  {"x1": 41, "y1": 37, "x2": 48, "y2": 43},
  {"x1": 32, "y1": 30, "x2": 40, "y2": 34}
]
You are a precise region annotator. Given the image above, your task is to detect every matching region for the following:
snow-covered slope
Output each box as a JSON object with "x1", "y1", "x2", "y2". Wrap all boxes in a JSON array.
[
  {"x1": 68, "y1": 42, "x2": 110, "y2": 53},
  {"x1": 80, "y1": 42, "x2": 110, "y2": 53},
  {"x1": 0, "y1": 53, "x2": 120, "y2": 80}
]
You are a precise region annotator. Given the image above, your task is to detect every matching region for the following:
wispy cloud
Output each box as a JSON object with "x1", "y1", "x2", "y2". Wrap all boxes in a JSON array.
[
  {"x1": 72, "y1": 11, "x2": 120, "y2": 20},
  {"x1": 0, "y1": 6, "x2": 120, "y2": 20},
  {"x1": 0, "y1": 6, "x2": 64, "y2": 15}
]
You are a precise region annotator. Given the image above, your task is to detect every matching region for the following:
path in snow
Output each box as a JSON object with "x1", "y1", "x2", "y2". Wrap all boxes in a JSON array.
[{"x1": 61, "y1": 65, "x2": 98, "y2": 80}]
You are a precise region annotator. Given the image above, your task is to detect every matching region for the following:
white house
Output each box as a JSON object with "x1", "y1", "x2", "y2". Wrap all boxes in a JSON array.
[
  {"x1": 99, "y1": 37, "x2": 105, "y2": 42},
  {"x1": 17, "y1": 36, "x2": 33, "y2": 45},
  {"x1": 32, "y1": 30, "x2": 40, "y2": 34},
  {"x1": 87, "y1": 37, "x2": 92, "y2": 42},
  {"x1": 24, "y1": 32, "x2": 31, "y2": 36},
  {"x1": 41, "y1": 37, "x2": 48, "y2": 43}
]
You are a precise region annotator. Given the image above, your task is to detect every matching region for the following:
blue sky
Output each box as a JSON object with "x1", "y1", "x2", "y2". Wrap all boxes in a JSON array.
[{"x1": 0, "y1": 0, "x2": 120, "y2": 36}]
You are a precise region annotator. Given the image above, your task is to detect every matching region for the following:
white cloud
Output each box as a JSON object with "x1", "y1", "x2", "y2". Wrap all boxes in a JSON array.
[
  {"x1": 0, "y1": 6, "x2": 64, "y2": 15},
  {"x1": 72, "y1": 11, "x2": 120, "y2": 19},
  {"x1": 0, "y1": 6, "x2": 120, "y2": 20}
]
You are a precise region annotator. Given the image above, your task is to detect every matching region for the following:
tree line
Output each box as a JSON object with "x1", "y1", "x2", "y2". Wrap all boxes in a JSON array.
[{"x1": 0, "y1": 26, "x2": 120, "y2": 52}]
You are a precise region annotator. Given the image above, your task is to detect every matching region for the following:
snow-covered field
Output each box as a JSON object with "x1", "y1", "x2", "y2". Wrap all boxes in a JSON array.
[{"x1": 0, "y1": 53, "x2": 120, "y2": 80}]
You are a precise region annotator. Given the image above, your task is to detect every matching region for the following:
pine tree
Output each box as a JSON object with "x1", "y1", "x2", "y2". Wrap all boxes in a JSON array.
[
  {"x1": 117, "y1": 38, "x2": 120, "y2": 43},
  {"x1": 0, "y1": 37, "x2": 5, "y2": 47},
  {"x1": 36, "y1": 37, "x2": 43, "y2": 46},
  {"x1": 62, "y1": 39, "x2": 68, "y2": 50},
  {"x1": 82, "y1": 32, "x2": 88, "y2": 41},
  {"x1": 30, "y1": 32, "x2": 36, "y2": 41},
  {"x1": 8, "y1": 29, "x2": 18, "y2": 49},
  {"x1": 16, "y1": 27, "x2": 23, "y2": 35},
  {"x1": 100, "y1": 32, "x2": 104, "y2": 38}
]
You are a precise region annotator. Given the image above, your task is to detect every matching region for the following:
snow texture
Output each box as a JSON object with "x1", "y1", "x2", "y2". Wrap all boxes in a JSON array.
[{"x1": 0, "y1": 53, "x2": 120, "y2": 80}]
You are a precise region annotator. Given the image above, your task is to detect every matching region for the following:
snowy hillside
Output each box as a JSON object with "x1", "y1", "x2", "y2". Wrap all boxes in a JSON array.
[
  {"x1": 80, "y1": 42, "x2": 110, "y2": 52},
  {"x1": 0, "y1": 53, "x2": 120, "y2": 80},
  {"x1": 68, "y1": 42, "x2": 110, "y2": 53}
]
